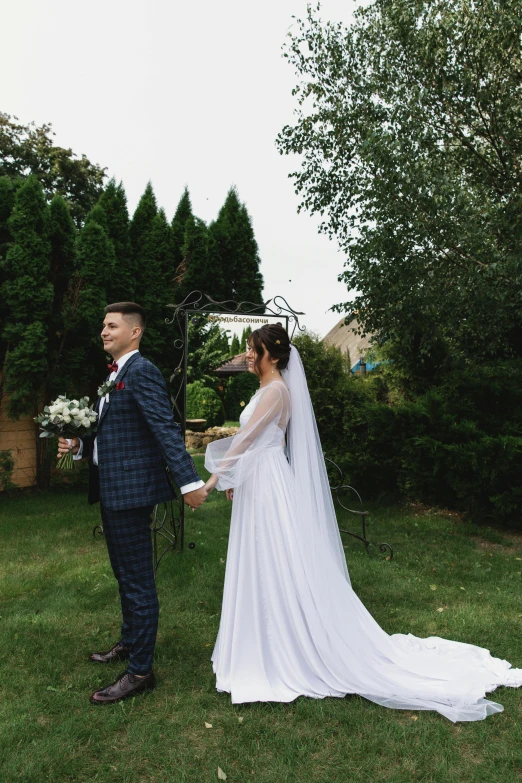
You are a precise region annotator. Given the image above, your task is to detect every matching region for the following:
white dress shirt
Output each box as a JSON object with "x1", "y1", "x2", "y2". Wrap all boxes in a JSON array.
[{"x1": 71, "y1": 349, "x2": 204, "y2": 495}]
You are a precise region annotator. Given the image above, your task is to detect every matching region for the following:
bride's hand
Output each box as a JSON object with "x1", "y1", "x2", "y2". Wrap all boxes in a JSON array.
[
  {"x1": 226, "y1": 488, "x2": 234, "y2": 502},
  {"x1": 204, "y1": 474, "x2": 219, "y2": 494}
]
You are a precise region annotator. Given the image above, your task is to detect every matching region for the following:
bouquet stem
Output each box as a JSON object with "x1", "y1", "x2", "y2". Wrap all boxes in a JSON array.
[{"x1": 56, "y1": 449, "x2": 74, "y2": 471}]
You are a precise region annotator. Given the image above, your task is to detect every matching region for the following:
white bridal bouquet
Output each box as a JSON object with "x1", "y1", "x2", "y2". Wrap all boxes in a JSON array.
[{"x1": 34, "y1": 395, "x2": 98, "y2": 470}]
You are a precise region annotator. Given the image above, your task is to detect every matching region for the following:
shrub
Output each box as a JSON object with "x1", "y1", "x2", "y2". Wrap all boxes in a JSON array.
[
  {"x1": 295, "y1": 336, "x2": 522, "y2": 524},
  {"x1": 0, "y1": 449, "x2": 17, "y2": 491},
  {"x1": 186, "y1": 380, "x2": 225, "y2": 428},
  {"x1": 398, "y1": 361, "x2": 522, "y2": 524},
  {"x1": 223, "y1": 373, "x2": 259, "y2": 421}
]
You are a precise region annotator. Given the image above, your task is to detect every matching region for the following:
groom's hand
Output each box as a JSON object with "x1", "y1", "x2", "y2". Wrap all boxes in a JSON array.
[
  {"x1": 57, "y1": 436, "x2": 80, "y2": 457},
  {"x1": 183, "y1": 486, "x2": 208, "y2": 509}
]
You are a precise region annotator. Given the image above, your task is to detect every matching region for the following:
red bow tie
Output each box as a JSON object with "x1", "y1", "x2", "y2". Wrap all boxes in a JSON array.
[{"x1": 107, "y1": 362, "x2": 119, "y2": 373}]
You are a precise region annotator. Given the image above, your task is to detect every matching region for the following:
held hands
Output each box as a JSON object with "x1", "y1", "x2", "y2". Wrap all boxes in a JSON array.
[
  {"x1": 204, "y1": 474, "x2": 219, "y2": 495},
  {"x1": 57, "y1": 436, "x2": 80, "y2": 459},
  {"x1": 225, "y1": 488, "x2": 234, "y2": 502},
  {"x1": 183, "y1": 486, "x2": 209, "y2": 509}
]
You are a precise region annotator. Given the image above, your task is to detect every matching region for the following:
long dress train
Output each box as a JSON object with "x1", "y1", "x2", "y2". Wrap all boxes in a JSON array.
[{"x1": 205, "y1": 363, "x2": 522, "y2": 722}]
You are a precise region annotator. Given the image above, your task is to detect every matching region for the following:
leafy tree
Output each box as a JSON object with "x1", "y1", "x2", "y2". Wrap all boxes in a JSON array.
[
  {"x1": 208, "y1": 188, "x2": 264, "y2": 304},
  {"x1": 0, "y1": 176, "x2": 53, "y2": 419},
  {"x1": 97, "y1": 179, "x2": 134, "y2": 302},
  {"x1": 277, "y1": 0, "x2": 522, "y2": 390},
  {"x1": 0, "y1": 113, "x2": 106, "y2": 224}
]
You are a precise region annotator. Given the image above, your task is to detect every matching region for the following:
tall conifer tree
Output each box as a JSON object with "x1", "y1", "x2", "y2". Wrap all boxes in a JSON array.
[
  {"x1": 98, "y1": 179, "x2": 134, "y2": 301},
  {"x1": 178, "y1": 216, "x2": 213, "y2": 301},
  {"x1": 1, "y1": 176, "x2": 53, "y2": 419},
  {"x1": 170, "y1": 187, "x2": 193, "y2": 283},
  {"x1": 64, "y1": 214, "x2": 115, "y2": 391},
  {"x1": 0, "y1": 176, "x2": 17, "y2": 366},
  {"x1": 138, "y1": 208, "x2": 175, "y2": 379},
  {"x1": 230, "y1": 333, "x2": 240, "y2": 355},
  {"x1": 208, "y1": 188, "x2": 263, "y2": 304},
  {"x1": 48, "y1": 195, "x2": 76, "y2": 395},
  {"x1": 130, "y1": 182, "x2": 158, "y2": 307}
]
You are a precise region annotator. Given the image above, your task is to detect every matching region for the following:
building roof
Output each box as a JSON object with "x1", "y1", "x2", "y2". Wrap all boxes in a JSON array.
[
  {"x1": 322, "y1": 318, "x2": 375, "y2": 368},
  {"x1": 213, "y1": 352, "x2": 249, "y2": 376}
]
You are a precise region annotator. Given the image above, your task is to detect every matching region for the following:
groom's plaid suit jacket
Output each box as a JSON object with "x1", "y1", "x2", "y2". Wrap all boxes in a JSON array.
[{"x1": 83, "y1": 352, "x2": 201, "y2": 511}]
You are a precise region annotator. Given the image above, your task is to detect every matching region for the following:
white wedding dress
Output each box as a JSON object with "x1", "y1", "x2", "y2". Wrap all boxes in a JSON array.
[{"x1": 205, "y1": 348, "x2": 521, "y2": 722}]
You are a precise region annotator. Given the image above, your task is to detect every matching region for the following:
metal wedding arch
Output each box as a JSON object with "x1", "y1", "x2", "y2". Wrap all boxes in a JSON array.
[{"x1": 149, "y1": 291, "x2": 393, "y2": 574}]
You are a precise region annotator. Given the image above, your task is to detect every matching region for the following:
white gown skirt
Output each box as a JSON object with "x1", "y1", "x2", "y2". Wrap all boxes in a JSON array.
[{"x1": 212, "y1": 448, "x2": 522, "y2": 721}]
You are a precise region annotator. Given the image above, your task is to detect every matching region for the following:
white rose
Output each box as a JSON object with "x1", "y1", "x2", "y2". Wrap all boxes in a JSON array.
[
  {"x1": 69, "y1": 408, "x2": 80, "y2": 417},
  {"x1": 81, "y1": 417, "x2": 91, "y2": 428},
  {"x1": 89, "y1": 413, "x2": 97, "y2": 422},
  {"x1": 63, "y1": 415, "x2": 72, "y2": 424}
]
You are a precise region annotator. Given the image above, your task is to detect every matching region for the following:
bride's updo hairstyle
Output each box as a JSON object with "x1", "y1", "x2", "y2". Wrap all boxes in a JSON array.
[{"x1": 249, "y1": 323, "x2": 291, "y2": 376}]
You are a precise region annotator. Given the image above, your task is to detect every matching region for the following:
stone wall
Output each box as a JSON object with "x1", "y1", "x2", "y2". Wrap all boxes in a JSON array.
[{"x1": 185, "y1": 425, "x2": 239, "y2": 451}]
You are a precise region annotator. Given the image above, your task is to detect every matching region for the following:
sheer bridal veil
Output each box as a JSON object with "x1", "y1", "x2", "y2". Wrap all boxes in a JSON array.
[{"x1": 282, "y1": 345, "x2": 351, "y2": 584}]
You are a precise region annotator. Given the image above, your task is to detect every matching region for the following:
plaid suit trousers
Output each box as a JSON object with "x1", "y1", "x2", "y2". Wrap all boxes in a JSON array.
[{"x1": 101, "y1": 503, "x2": 157, "y2": 675}]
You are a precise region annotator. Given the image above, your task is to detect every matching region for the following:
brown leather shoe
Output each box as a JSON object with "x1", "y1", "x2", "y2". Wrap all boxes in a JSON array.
[
  {"x1": 89, "y1": 642, "x2": 130, "y2": 664},
  {"x1": 90, "y1": 670, "x2": 155, "y2": 704}
]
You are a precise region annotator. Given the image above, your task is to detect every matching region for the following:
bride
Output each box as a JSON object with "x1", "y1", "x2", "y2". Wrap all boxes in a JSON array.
[{"x1": 203, "y1": 324, "x2": 521, "y2": 721}]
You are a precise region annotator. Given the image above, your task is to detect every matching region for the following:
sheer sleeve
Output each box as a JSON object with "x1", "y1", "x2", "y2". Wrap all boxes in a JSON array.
[{"x1": 205, "y1": 384, "x2": 288, "y2": 491}]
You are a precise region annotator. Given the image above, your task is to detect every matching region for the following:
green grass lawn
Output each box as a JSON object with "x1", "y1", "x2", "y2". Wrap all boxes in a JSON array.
[{"x1": 1, "y1": 456, "x2": 522, "y2": 782}]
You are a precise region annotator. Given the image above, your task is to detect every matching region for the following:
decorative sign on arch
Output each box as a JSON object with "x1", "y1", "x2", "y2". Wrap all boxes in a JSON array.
[{"x1": 150, "y1": 290, "x2": 393, "y2": 575}]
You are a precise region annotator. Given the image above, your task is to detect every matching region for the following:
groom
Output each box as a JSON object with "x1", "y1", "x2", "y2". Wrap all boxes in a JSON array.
[{"x1": 58, "y1": 302, "x2": 208, "y2": 704}]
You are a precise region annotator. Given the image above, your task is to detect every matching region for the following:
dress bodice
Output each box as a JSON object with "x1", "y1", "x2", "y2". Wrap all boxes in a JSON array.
[{"x1": 239, "y1": 380, "x2": 290, "y2": 449}]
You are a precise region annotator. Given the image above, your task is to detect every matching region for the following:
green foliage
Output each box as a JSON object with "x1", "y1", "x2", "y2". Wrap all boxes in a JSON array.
[
  {"x1": 1, "y1": 176, "x2": 53, "y2": 418},
  {"x1": 397, "y1": 361, "x2": 522, "y2": 524},
  {"x1": 0, "y1": 448, "x2": 17, "y2": 491},
  {"x1": 0, "y1": 112, "x2": 106, "y2": 224},
  {"x1": 278, "y1": 0, "x2": 522, "y2": 388},
  {"x1": 186, "y1": 380, "x2": 225, "y2": 427},
  {"x1": 297, "y1": 333, "x2": 522, "y2": 524},
  {"x1": 186, "y1": 317, "x2": 231, "y2": 387},
  {"x1": 208, "y1": 188, "x2": 264, "y2": 304},
  {"x1": 223, "y1": 372, "x2": 259, "y2": 421}
]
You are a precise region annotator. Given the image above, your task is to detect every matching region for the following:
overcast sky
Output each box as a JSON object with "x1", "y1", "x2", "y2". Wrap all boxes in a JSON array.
[{"x1": 2, "y1": 0, "x2": 359, "y2": 337}]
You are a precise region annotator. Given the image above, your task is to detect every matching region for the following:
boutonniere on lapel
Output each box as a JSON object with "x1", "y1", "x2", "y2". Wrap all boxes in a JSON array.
[{"x1": 98, "y1": 380, "x2": 125, "y2": 397}]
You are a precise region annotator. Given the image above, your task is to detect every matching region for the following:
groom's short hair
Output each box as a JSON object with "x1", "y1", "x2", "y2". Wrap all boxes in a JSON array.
[{"x1": 105, "y1": 302, "x2": 146, "y2": 332}]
